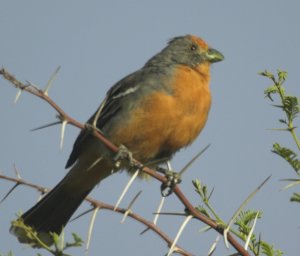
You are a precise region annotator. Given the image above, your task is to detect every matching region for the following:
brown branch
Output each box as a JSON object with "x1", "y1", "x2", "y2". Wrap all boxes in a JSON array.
[
  {"x1": 0, "y1": 174, "x2": 192, "y2": 256},
  {"x1": 0, "y1": 68, "x2": 250, "y2": 256}
]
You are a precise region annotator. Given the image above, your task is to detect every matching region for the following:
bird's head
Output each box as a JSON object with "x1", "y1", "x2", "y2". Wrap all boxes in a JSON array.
[{"x1": 146, "y1": 35, "x2": 224, "y2": 74}]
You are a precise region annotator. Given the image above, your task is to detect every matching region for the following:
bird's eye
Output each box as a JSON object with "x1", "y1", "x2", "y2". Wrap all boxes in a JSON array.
[{"x1": 190, "y1": 44, "x2": 197, "y2": 51}]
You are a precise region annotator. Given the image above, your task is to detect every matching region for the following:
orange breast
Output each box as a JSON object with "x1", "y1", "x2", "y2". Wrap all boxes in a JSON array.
[{"x1": 111, "y1": 65, "x2": 211, "y2": 162}]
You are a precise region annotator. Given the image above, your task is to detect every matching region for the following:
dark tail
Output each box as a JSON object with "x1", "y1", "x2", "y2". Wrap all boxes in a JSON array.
[
  {"x1": 10, "y1": 175, "x2": 92, "y2": 246},
  {"x1": 10, "y1": 156, "x2": 114, "y2": 246}
]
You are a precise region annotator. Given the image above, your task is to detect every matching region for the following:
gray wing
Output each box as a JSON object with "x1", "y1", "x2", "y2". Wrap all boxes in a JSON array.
[
  {"x1": 65, "y1": 70, "x2": 143, "y2": 168},
  {"x1": 65, "y1": 66, "x2": 172, "y2": 168}
]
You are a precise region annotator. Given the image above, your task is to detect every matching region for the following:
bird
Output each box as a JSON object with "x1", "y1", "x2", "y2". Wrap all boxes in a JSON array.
[{"x1": 10, "y1": 34, "x2": 224, "y2": 246}]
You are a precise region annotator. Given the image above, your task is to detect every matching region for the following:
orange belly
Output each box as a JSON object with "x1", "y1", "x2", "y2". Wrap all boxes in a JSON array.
[{"x1": 111, "y1": 65, "x2": 211, "y2": 163}]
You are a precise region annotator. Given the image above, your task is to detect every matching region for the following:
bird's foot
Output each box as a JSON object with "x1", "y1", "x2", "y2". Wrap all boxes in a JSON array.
[
  {"x1": 157, "y1": 167, "x2": 182, "y2": 197},
  {"x1": 114, "y1": 145, "x2": 135, "y2": 168}
]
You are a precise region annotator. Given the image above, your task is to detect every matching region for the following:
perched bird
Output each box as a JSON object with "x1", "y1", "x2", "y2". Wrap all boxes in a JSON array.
[{"x1": 11, "y1": 35, "x2": 224, "y2": 246}]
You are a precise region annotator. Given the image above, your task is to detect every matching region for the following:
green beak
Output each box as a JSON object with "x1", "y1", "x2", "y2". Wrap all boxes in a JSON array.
[{"x1": 205, "y1": 48, "x2": 224, "y2": 63}]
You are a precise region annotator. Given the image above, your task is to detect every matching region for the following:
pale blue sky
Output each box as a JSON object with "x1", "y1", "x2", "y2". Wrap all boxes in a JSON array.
[{"x1": 1, "y1": 1, "x2": 299, "y2": 255}]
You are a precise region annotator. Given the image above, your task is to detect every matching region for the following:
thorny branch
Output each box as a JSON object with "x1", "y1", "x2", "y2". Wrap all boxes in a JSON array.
[
  {"x1": 0, "y1": 68, "x2": 250, "y2": 256},
  {"x1": 0, "y1": 174, "x2": 191, "y2": 256}
]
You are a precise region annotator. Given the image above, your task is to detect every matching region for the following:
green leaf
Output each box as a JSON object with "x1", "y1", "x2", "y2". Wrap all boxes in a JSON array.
[
  {"x1": 272, "y1": 143, "x2": 300, "y2": 173},
  {"x1": 235, "y1": 210, "x2": 263, "y2": 226},
  {"x1": 65, "y1": 233, "x2": 83, "y2": 248},
  {"x1": 51, "y1": 232, "x2": 60, "y2": 246},
  {"x1": 234, "y1": 210, "x2": 262, "y2": 239},
  {"x1": 259, "y1": 70, "x2": 275, "y2": 80},
  {"x1": 72, "y1": 233, "x2": 83, "y2": 245},
  {"x1": 192, "y1": 179, "x2": 206, "y2": 200},
  {"x1": 260, "y1": 241, "x2": 284, "y2": 256},
  {"x1": 277, "y1": 70, "x2": 288, "y2": 83},
  {"x1": 290, "y1": 192, "x2": 300, "y2": 203},
  {"x1": 282, "y1": 95, "x2": 299, "y2": 122},
  {"x1": 195, "y1": 205, "x2": 210, "y2": 218},
  {"x1": 264, "y1": 85, "x2": 279, "y2": 101},
  {"x1": 278, "y1": 119, "x2": 287, "y2": 124}
]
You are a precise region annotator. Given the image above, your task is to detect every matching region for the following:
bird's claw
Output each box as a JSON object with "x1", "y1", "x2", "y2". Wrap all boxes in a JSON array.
[
  {"x1": 114, "y1": 145, "x2": 134, "y2": 168},
  {"x1": 157, "y1": 167, "x2": 182, "y2": 197}
]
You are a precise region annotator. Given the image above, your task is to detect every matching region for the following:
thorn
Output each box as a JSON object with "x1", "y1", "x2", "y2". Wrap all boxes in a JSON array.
[
  {"x1": 257, "y1": 233, "x2": 262, "y2": 255},
  {"x1": 13, "y1": 164, "x2": 21, "y2": 179},
  {"x1": 152, "y1": 212, "x2": 187, "y2": 217},
  {"x1": 114, "y1": 169, "x2": 139, "y2": 210},
  {"x1": 223, "y1": 175, "x2": 271, "y2": 249},
  {"x1": 167, "y1": 215, "x2": 193, "y2": 256},
  {"x1": 0, "y1": 183, "x2": 20, "y2": 205},
  {"x1": 144, "y1": 157, "x2": 170, "y2": 167},
  {"x1": 208, "y1": 235, "x2": 220, "y2": 256},
  {"x1": 166, "y1": 161, "x2": 172, "y2": 171},
  {"x1": 121, "y1": 190, "x2": 142, "y2": 224},
  {"x1": 14, "y1": 89, "x2": 22, "y2": 104},
  {"x1": 44, "y1": 66, "x2": 61, "y2": 96},
  {"x1": 266, "y1": 128, "x2": 290, "y2": 132},
  {"x1": 120, "y1": 210, "x2": 132, "y2": 224},
  {"x1": 244, "y1": 212, "x2": 259, "y2": 250},
  {"x1": 223, "y1": 228, "x2": 230, "y2": 249},
  {"x1": 30, "y1": 121, "x2": 61, "y2": 131},
  {"x1": 60, "y1": 120, "x2": 67, "y2": 150},
  {"x1": 140, "y1": 196, "x2": 164, "y2": 235},
  {"x1": 207, "y1": 187, "x2": 215, "y2": 201},
  {"x1": 281, "y1": 179, "x2": 300, "y2": 190},
  {"x1": 86, "y1": 157, "x2": 103, "y2": 172},
  {"x1": 198, "y1": 225, "x2": 211, "y2": 233},
  {"x1": 71, "y1": 207, "x2": 95, "y2": 222},
  {"x1": 85, "y1": 207, "x2": 100, "y2": 254},
  {"x1": 92, "y1": 98, "x2": 107, "y2": 127},
  {"x1": 127, "y1": 190, "x2": 142, "y2": 209},
  {"x1": 153, "y1": 196, "x2": 165, "y2": 225},
  {"x1": 37, "y1": 193, "x2": 45, "y2": 202},
  {"x1": 139, "y1": 227, "x2": 150, "y2": 235},
  {"x1": 179, "y1": 144, "x2": 210, "y2": 176}
]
